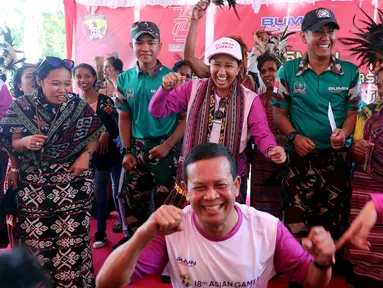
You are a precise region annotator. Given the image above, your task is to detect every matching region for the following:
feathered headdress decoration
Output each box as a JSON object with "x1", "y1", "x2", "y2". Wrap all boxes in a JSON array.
[
  {"x1": 250, "y1": 29, "x2": 272, "y2": 57},
  {"x1": 266, "y1": 26, "x2": 295, "y2": 65},
  {"x1": 205, "y1": 0, "x2": 239, "y2": 19},
  {"x1": 0, "y1": 26, "x2": 26, "y2": 75},
  {"x1": 249, "y1": 26, "x2": 295, "y2": 67},
  {"x1": 107, "y1": 51, "x2": 119, "y2": 59},
  {"x1": 339, "y1": 8, "x2": 383, "y2": 74}
]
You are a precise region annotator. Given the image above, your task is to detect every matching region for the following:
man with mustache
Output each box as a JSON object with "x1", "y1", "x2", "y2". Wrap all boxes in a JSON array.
[
  {"x1": 271, "y1": 8, "x2": 362, "y2": 286},
  {"x1": 97, "y1": 143, "x2": 336, "y2": 288}
]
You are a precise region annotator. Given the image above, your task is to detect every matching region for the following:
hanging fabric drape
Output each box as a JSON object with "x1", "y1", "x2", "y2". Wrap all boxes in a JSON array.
[{"x1": 74, "y1": 0, "x2": 354, "y2": 12}]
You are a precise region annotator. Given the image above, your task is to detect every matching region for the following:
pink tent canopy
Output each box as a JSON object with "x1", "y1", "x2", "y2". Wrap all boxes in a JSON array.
[{"x1": 64, "y1": 0, "x2": 382, "y2": 101}]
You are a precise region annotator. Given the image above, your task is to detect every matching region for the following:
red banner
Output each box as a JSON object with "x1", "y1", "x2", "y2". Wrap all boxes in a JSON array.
[
  {"x1": 74, "y1": 5, "x2": 135, "y2": 69},
  {"x1": 140, "y1": 5, "x2": 206, "y2": 67},
  {"x1": 73, "y1": 4, "x2": 206, "y2": 70}
]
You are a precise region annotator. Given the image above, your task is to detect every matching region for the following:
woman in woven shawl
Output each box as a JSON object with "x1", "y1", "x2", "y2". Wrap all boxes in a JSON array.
[
  {"x1": 174, "y1": 0, "x2": 259, "y2": 205},
  {"x1": 249, "y1": 53, "x2": 284, "y2": 218},
  {"x1": 149, "y1": 36, "x2": 286, "y2": 208},
  {"x1": 338, "y1": 9, "x2": 383, "y2": 286},
  {"x1": 0, "y1": 56, "x2": 105, "y2": 287},
  {"x1": 250, "y1": 29, "x2": 294, "y2": 218}
]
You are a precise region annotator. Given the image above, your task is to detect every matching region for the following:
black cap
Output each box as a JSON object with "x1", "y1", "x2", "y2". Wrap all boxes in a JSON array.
[{"x1": 301, "y1": 8, "x2": 340, "y2": 32}]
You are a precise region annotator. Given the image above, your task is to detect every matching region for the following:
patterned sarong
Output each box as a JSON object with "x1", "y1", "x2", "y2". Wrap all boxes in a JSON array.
[{"x1": 0, "y1": 90, "x2": 105, "y2": 287}]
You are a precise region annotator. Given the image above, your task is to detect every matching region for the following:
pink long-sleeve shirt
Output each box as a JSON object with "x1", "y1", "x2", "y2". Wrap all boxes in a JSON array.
[
  {"x1": 149, "y1": 79, "x2": 277, "y2": 158},
  {"x1": 0, "y1": 80, "x2": 12, "y2": 120},
  {"x1": 371, "y1": 194, "x2": 383, "y2": 222}
]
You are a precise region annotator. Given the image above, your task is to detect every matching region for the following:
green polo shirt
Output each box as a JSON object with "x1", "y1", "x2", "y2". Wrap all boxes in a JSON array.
[
  {"x1": 116, "y1": 61, "x2": 178, "y2": 139},
  {"x1": 271, "y1": 53, "x2": 362, "y2": 149}
]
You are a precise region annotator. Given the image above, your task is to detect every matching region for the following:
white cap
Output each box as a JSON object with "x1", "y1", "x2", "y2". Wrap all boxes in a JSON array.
[{"x1": 205, "y1": 37, "x2": 243, "y2": 62}]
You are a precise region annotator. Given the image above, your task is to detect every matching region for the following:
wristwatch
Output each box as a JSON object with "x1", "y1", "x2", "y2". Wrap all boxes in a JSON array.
[
  {"x1": 121, "y1": 147, "x2": 132, "y2": 156},
  {"x1": 288, "y1": 132, "x2": 298, "y2": 143}
]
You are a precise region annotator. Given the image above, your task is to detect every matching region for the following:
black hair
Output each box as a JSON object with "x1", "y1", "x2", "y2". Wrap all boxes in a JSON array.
[
  {"x1": 0, "y1": 246, "x2": 52, "y2": 287},
  {"x1": 73, "y1": 63, "x2": 98, "y2": 88},
  {"x1": 172, "y1": 60, "x2": 188, "y2": 72},
  {"x1": 248, "y1": 71, "x2": 260, "y2": 89},
  {"x1": 31, "y1": 60, "x2": 42, "y2": 89},
  {"x1": 12, "y1": 64, "x2": 36, "y2": 97},
  {"x1": 0, "y1": 74, "x2": 6, "y2": 82},
  {"x1": 105, "y1": 56, "x2": 123, "y2": 73},
  {"x1": 183, "y1": 143, "x2": 237, "y2": 184},
  {"x1": 257, "y1": 53, "x2": 280, "y2": 73}
]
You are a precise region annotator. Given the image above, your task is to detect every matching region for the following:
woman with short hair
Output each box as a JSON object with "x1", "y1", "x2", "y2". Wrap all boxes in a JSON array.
[{"x1": 149, "y1": 37, "x2": 286, "y2": 208}]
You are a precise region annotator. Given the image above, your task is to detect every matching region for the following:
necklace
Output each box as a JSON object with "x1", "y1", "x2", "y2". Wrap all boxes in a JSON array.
[{"x1": 35, "y1": 104, "x2": 61, "y2": 153}]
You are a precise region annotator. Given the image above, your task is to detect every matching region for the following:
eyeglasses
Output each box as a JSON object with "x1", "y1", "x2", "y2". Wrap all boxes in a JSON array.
[
  {"x1": 214, "y1": 98, "x2": 229, "y2": 120},
  {"x1": 37, "y1": 56, "x2": 74, "y2": 72}
]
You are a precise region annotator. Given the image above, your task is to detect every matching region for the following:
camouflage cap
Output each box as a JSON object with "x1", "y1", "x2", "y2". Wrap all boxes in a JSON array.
[{"x1": 131, "y1": 21, "x2": 160, "y2": 40}]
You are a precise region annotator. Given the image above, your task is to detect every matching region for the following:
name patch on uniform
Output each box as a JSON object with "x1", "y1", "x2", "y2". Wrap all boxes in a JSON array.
[
  {"x1": 293, "y1": 81, "x2": 307, "y2": 94},
  {"x1": 328, "y1": 86, "x2": 348, "y2": 92}
]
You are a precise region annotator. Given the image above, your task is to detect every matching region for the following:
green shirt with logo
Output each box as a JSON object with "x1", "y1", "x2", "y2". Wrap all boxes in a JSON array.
[
  {"x1": 271, "y1": 53, "x2": 362, "y2": 149},
  {"x1": 116, "y1": 62, "x2": 178, "y2": 139}
]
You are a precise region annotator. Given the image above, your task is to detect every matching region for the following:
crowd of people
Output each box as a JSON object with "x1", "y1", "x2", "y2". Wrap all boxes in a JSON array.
[{"x1": 0, "y1": 0, "x2": 383, "y2": 287}]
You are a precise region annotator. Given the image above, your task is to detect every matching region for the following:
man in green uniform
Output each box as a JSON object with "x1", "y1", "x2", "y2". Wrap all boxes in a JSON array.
[
  {"x1": 272, "y1": 8, "x2": 361, "y2": 242},
  {"x1": 116, "y1": 21, "x2": 185, "y2": 237}
]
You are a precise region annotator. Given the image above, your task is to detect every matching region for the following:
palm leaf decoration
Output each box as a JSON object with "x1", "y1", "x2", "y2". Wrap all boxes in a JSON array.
[{"x1": 339, "y1": 8, "x2": 383, "y2": 72}]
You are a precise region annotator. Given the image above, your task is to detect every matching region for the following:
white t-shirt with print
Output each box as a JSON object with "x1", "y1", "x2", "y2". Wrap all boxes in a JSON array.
[{"x1": 164, "y1": 203, "x2": 278, "y2": 288}]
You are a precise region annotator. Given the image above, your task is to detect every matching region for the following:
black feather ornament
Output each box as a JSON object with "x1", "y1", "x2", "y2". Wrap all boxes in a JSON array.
[{"x1": 339, "y1": 8, "x2": 383, "y2": 73}]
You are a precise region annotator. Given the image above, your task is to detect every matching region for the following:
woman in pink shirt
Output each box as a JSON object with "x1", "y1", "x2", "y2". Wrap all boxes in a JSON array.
[
  {"x1": 0, "y1": 78, "x2": 12, "y2": 247},
  {"x1": 149, "y1": 37, "x2": 286, "y2": 208},
  {"x1": 0, "y1": 78, "x2": 12, "y2": 119}
]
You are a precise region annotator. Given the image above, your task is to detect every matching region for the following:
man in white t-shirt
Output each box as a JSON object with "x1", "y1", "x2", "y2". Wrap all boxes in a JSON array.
[{"x1": 97, "y1": 143, "x2": 336, "y2": 288}]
